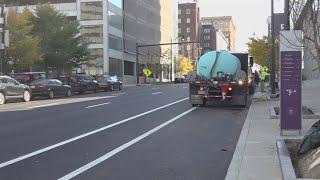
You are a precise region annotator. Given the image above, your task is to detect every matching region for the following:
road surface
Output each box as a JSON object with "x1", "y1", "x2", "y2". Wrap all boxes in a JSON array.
[{"x1": 0, "y1": 84, "x2": 250, "y2": 180}]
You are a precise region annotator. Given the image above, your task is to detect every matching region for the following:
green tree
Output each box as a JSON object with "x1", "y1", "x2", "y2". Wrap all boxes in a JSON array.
[
  {"x1": 30, "y1": 4, "x2": 90, "y2": 75},
  {"x1": 179, "y1": 57, "x2": 194, "y2": 76},
  {"x1": 6, "y1": 8, "x2": 42, "y2": 72},
  {"x1": 247, "y1": 36, "x2": 279, "y2": 72}
]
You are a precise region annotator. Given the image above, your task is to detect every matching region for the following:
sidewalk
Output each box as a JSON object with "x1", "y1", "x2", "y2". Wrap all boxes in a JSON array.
[{"x1": 225, "y1": 80, "x2": 320, "y2": 180}]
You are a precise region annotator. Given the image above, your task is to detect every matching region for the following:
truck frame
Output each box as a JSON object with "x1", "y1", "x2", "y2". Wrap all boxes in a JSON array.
[{"x1": 189, "y1": 53, "x2": 252, "y2": 107}]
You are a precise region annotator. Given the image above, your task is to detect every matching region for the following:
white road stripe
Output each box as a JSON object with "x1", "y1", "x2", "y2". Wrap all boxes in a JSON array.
[
  {"x1": 182, "y1": 87, "x2": 188, "y2": 89},
  {"x1": 152, "y1": 92, "x2": 162, "y2": 95},
  {"x1": 0, "y1": 97, "x2": 189, "y2": 169},
  {"x1": 27, "y1": 103, "x2": 60, "y2": 109},
  {"x1": 58, "y1": 107, "x2": 197, "y2": 180},
  {"x1": 85, "y1": 102, "x2": 111, "y2": 109},
  {"x1": 152, "y1": 87, "x2": 160, "y2": 90}
]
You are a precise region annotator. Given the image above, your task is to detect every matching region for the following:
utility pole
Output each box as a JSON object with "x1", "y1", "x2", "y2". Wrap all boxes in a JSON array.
[
  {"x1": 270, "y1": 0, "x2": 276, "y2": 95},
  {"x1": 284, "y1": 0, "x2": 290, "y2": 30}
]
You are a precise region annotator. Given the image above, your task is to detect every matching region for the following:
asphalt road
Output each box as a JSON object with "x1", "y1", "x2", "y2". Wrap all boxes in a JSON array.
[{"x1": 0, "y1": 84, "x2": 250, "y2": 180}]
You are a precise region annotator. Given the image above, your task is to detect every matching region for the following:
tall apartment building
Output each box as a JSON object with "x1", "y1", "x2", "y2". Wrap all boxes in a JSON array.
[
  {"x1": 201, "y1": 24, "x2": 228, "y2": 53},
  {"x1": 6, "y1": 0, "x2": 176, "y2": 84},
  {"x1": 178, "y1": 2, "x2": 201, "y2": 62},
  {"x1": 201, "y1": 16, "x2": 237, "y2": 51}
]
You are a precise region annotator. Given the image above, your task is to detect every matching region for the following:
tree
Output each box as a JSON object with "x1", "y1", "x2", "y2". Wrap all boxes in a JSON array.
[
  {"x1": 179, "y1": 57, "x2": 194, "y2": 76},
  {"x1": 6, "y1": 8, "x2": 42, "y2": 72},
  {"x1": 30, "y1": 4, "x2": 90, "y2": 75},
  {"x1": 247, "y1": 36, "x2": 279, "y2": 72},
  {"x1": 291, "y1": 0, "x2": 320, "y2": 75}
]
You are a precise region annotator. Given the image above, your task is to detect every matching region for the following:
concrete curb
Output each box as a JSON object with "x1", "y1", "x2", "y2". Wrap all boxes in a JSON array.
[
  {"x1": 225, "y1": 100, "x2": 254, "y2": 180},
  {"x1": 270, "y1": 106, "x2": 279, "y2": 119},
  {"x1": 276, "y1": 139, "x2": 297, "y2": 180}
]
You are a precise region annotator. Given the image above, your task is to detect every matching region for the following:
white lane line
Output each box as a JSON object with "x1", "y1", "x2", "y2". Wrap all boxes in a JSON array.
[
  {"x1": 0, "y1": 97, "x2": 189, "y2": 169},
  {"x1": 85, "y1": 102, "x2": 111, "y2": 109},
  {"x1": 58, "y1": 107, "x2": 197, "y2": 180},
  {"x1": 27, "y1": 103, "x2": 60, "y2": 109},
  {"x1": 152, "y1": 87, "x2": 160, "y2": 90},
  {"x1": 182, "y1": 87, "x2": 188, "y2": 89},
  {"x1": 152, "y1": 92, "x2": 162, "y2": 95},
  {"x1": 111, "y1": 92, "x2": 126, "y2": 96}
]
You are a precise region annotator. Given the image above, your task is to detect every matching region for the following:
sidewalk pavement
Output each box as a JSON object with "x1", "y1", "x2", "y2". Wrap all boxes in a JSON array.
[{"x1": 225, "y1": 80, "x2": 320, "y2": 180}]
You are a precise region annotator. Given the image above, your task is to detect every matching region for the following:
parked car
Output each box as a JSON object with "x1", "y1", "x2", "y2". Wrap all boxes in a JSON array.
[
  {"x1": 97, "y1": 75, "x2": 122, "y2": 91},
  {"x1": 0, "y1": 76, "x2": 31, "y2": 105},
  {"x1": 174, "y1": 76, "x2": 186, "y2": 83},
  {"x1": 30, "y1": 79, "x2": 72, "y2": 99},
  {"x1": 10, "y1": 72, "x2": 46, "y2": 85},
  {"x1": 56, "y1": 74, "x2": 98, "y2": 94}
]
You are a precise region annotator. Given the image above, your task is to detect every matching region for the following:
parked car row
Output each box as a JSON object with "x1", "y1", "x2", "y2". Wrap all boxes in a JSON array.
[{"x1": 0, "y1": 73, "x2": 123, "y2": 105}]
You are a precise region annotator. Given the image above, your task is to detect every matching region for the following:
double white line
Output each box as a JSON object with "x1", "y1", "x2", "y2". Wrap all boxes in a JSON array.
[{"x1": 0, "y1": 97, "x2": 190, "y2": 171}]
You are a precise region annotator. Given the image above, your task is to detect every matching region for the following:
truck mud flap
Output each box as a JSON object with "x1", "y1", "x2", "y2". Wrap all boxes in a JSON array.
[
  {"x1": 231, "y1": 95, "x2": 247, "y2": 107},
  {"x1": 190, "y1": 95, "x2": 204, "y2": 105}
]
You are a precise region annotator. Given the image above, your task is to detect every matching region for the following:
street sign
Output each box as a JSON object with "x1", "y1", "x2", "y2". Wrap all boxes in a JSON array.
[
  {"x1": 143, "y1": 69, "x2": 152, "y2": 77},
  {"x1": 280, "y1": 30, "x2": 303, "y2": 135}
]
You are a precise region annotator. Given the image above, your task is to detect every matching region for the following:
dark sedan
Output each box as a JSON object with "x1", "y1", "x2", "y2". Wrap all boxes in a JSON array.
[
  {"x1": 0, "y1": 76, "x2": 31, "y2": 105},
  {"x1": 97, "y1": 75, "x2": 122, "y2": 91},
  {"x1": 30, "y1": 79, "x2": 72, "y2": 99}
]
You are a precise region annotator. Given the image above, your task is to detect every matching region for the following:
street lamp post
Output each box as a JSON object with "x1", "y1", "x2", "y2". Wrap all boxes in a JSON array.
[{"x1": 270, "y1": 0, "x2": 276, "y2": 95}]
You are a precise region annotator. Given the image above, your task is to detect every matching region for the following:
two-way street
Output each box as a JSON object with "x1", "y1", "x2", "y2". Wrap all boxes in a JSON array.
[{"x1": 0, "y1": 84, "x2": 250, "y2": 180}]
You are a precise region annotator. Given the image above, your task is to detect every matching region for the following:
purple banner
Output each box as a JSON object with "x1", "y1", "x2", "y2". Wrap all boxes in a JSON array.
[{"x1": 281, "y1": 51, "x2": 302, "y2": 130}]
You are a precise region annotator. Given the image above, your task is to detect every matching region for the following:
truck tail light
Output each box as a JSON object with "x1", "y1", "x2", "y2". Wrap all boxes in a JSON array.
[
  {"x1": 200, "y1": 86, "x2": 204, "y2": 91},
  {"x1": 228, "y1": 87, "x2": 232, "y2": 91},
  {"x1": 238, "y1": 80, "x2": 244, "y2": 85}
]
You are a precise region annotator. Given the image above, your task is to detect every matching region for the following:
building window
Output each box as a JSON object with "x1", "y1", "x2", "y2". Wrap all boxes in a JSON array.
[
  {"x1": 108, "y1": 10, "x2": 123, "y2": 30},
  {"x1": 109, "y1": 0, "x2": 122, "y2": 8},
  {"x1": 109, "y1": 58, "x2": 123, "y2": 77},
  {"x1": 81, "y1": 25, "x2": 103, "y2": 44},
  {"x1": 178, "y1": 28, "x2": 181, "y2": 33},
  {"x1": 178, "y1": 9, "x2": 181, "y2": 15},
  {"x1": 204, "y1": 43, "x2": 210, "y2": 47},
  {"x1": 187, "y1": 36, "x2": 190, "y2": 41},
  {"x1": 204, "y1": 29, "x2": 210, "y2": 33},
  {"x1": 186, "y1": 18, "x2": 190, "y2": 23},
  {"x1": 178, "y1": 18, "x2": 181, "y2": 23},
  {"x1": 80, "y1": 2, "x2": 103, "y2": 20},
  {"x1": 187, "y1": 45, "x2": 191, "y2": 50},
  {"x1": 186, "y1": 9, "x2": 191, "y2": 14},
  {"x1": 87, "y1": 48, "x2": 103, "y2": 75},
  {"x1": 186, "y1": 27, "x2": 190, "y2": 33},
  {"x1": 124, "y1": 61, "x2": 134, "y2": 76},
  {"x1": 204, "y1": 35, "x2": 211, "y2": 40},
  {"x1": 109, "y1": 34, "x2": 123, "y2": 51}
]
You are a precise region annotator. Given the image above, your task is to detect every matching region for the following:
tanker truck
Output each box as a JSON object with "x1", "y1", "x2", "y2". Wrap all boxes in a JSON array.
[{"x1": 189, "y1": 50, "x2": 253, "y2": 107}]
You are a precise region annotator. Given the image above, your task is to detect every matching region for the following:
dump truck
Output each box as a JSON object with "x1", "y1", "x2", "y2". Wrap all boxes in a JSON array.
[{"x1": 189, "y1": 50, "x2": 253, "y2": 107}]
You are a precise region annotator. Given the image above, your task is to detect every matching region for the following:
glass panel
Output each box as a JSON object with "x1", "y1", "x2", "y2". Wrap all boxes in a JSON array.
[
  {"x1": 109, "y1": 58, "x2": 123, "y2": 77},
  {"x1": 109, "y1": 34, "x2": 123, "y2": 51},
  {"x1": 124, "y1": 61, "x2": 134, "y2": 76},
  {"x1": 109, "y1": 0, "x2": 122, "y2": 8},
  {"x1": 80, "y1": 1, "x2": 103, "y2": 20},
  {"x1": 87, "y1": 49, "x2": 104, "y2": 76},
  {"x1": 81, "y1": 25, "x2": 103, "y2": 44},
  {"x1": 108, "y1": 10, "x2": 123, "y2": 30}
]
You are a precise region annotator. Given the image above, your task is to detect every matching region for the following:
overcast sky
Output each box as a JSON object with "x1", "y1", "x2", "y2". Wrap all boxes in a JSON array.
[{"x1": 178, "y1": 0, "x2": 285, "y2": 52}]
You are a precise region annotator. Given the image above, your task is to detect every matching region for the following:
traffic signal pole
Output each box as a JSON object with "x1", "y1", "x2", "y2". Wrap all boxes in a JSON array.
[{"x1": 135, "y1": 41, "x2": 201, "y2": 84}]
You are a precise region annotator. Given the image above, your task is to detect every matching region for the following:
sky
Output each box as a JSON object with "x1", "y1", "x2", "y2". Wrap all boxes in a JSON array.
[{"x1": 179, "y1": 0, "x2": 285, "y2": 52}]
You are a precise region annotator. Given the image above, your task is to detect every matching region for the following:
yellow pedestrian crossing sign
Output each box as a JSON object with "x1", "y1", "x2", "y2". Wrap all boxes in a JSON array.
[{"x1": 143, "y1": 69, "x2": 152, "y2": 77}]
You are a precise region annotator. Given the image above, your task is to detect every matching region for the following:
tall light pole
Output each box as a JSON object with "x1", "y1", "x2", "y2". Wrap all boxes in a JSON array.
[
  {"x1": 270, "y1": 0, "x2": 276, "y2": 95},
  {"x1": 0, "y1": 1, "x2": 4, "y2": 75}
]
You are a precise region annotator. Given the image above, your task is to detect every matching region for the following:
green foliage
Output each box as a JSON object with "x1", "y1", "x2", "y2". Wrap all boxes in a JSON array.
[
  {"x1": 247, "y1": 36, "x2": 279, "y2": 72},
  {"x1": 30, "y1": 4, "x2": 90, "y2": 74},
  {"x1": 6, "y1": 8, "x2": 42, "y2": 72}
]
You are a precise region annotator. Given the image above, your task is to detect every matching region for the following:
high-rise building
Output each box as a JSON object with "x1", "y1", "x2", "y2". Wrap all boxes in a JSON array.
[
  {"x1": 6, "y1": 0, "x2": 176, "y2": 84},
  {"x1": 201, "y1": 16, "x2": 237, "y2": 51},
  {"x1": 201, "y1": 23, "x2": 228, "y2": 54},
  {"x1": 267, "y1": 13, "x2": 286, "y2": 37},
  {"x1": 178, "y1": 2, "x2": 201, "y2": 62}
]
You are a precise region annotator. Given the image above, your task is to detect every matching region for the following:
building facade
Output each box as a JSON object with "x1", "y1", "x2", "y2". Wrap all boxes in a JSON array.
[
  {"x1": 201, "y1": 16, "x2": 237, "y2": 51},
  {"x1": 178, "y1": 2, "x2": 201, "y2": 62},
  {"x1": 267, "y1": 13, "x2": 286, "y2": 37},
  {"x1": 201, "y1": 24, "x2": 229, "y2": 54},
  {"x1": 6, "y1": 0, "x2": 176, "y2": 84}
]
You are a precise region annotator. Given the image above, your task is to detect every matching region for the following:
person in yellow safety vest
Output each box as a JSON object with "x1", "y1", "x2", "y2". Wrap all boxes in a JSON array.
[
  {"x1": 260, "y1": 66, "x2": 270, "y2": 81},
  {"x1": 260, "y1": 66, "x2": 270, "y2": 92}
]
